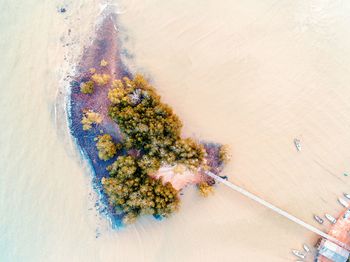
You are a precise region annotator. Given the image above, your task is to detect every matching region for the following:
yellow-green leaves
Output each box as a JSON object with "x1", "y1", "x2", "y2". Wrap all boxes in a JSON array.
[
  {"x1": 81, "y1": 110, "x2": 102, "y2": 130},
  {"x1": 96, "y1": 134, "x2": 120, "y2": 161},
  {"x1": 103, "y1": 155, "x2": 180, "y2": 223},
  {"x1": 107, "y1": 155, "x2": 137, "y2": 178},
  {"x1": 108, "y1": 75, "x2": 205, "y2": 169},
  {"x1": 80, "y1": 80, "x2": 94, "y2": 94}
]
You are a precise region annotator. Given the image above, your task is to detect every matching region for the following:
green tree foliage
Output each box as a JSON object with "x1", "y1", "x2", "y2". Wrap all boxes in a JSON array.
[
  {"x1": 219, "y1": 145, "x2": 230, "y2": 164},
  {"x1": 96, "y1": 134, "x2": 121, "y2": 161},
  {"x1": 197, "y1": 181, "x2": 214, "y2": 197},
  {"x1": 108, "y1": 75, "x2": 205, "y2": 170},
  {"x1": 107, "y1": 155, "x2": 137, "y2": 178},
  {"x1": 80, "y1": 80, "x2": 95, "y2": 94},
  {"x1": 100, "y1": 74, "x2": 211, "y2": 223},
  {"x1": 81, "y1": 110, "x2": 102, "y2": 130},
  {"x1": 102, "y1": 155, "x2": 179, "y2": 221}
]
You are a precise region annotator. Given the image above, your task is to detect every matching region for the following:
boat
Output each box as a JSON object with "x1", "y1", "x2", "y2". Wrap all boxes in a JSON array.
[
  {"x1": 303, "y1": 244, "x2": 310, "y2": 253},
  {"x1": 338, "y1": 197, "x2": 349, "y2": 208},
  {"x1": 292, "y1": 249, "x2": 306, "y2": 259},
  {"x1": 325, "y1": 214, "x2": 337, "y2": 224},
  {"x1": 343, "y1": 209, "x2": 350, "y2": 219},
  {"x1": 294, "y1": 138, "x2": 302, "y2": 151},
  {"x1": 344, "y1": 193, "x2": 350, "y2": 200},
  {"x1": 314, "y1": 215, "x2": 324, "y2": 224}
]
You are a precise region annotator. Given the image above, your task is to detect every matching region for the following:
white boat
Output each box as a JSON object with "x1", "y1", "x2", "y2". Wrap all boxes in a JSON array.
[
  {"x1": 343, "y1": 209, "x2": 350, "y2": 219},
  {"x1": 303, "y1": 244, "x2": 310, "y2": 253},
  {"x1": 294, "y1": 138, "x2": 302, "y2": 151},
  {"x1": 292, "y1": 249, "x2": 306, "y2": 259},
  {"x1": 314, "y1": 215, "x2": 324, "y2": 224},
  {"x1": 325, "y1": 213, "x2": 337, "y2": 224},
  {"x1": 344, "y1": 193, "x2": 350, "y2": 200},
  {"x1": 338, "y1": 197, "x2": 349, "y2": 208}
]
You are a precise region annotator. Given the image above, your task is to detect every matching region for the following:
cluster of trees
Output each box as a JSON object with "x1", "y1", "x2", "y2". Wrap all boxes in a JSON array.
[
  {"x1": 79, "y1": 60, "x2": 110, "y2": 94},
  {"x1": 108, "y1": 75, "x2": 206, "y2": 170},
  {"x1": 102, "y1": 155, "x2": 179, "y2": 224},
  {"x1": 79, "y1": 74, "x2": 218, "y2": 223}
]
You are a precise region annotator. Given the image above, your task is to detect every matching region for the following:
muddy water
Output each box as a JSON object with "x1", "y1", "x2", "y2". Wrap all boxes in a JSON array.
[{"x1": 2, "y1": 0, "x2": 350, "y2": 261}]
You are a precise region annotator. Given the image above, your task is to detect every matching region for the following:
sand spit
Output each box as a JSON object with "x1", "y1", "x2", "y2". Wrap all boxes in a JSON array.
[{"x1": 68, "y1": 10, "x2": 227, "y2": 227}]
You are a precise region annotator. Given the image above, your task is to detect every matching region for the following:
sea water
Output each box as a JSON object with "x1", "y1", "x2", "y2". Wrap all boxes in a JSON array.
[{"x1": 2, "y1": 1, "x2": 350, "y2": 261}]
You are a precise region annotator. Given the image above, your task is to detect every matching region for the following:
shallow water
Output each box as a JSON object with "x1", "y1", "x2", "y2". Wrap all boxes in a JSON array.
[{"x1": 1, "y1": 0, "x2": 350, "y2": 261}]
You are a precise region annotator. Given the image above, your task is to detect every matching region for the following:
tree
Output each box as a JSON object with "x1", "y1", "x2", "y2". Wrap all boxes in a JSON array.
[
  {"x1": 96, "y1": 134, "x2": 120, "y2": 161},
  {"x1": 197, "y1": 181, "x2": 214, "y2": 197},
  {"x1": 80, "y1": 80, "x2": 94, "y2": 94},
  {"x1": 81, "y1": 110, "x2": 102, "y2": 130},
  {"x1": 91, "y1": 73, "x2": 111, "y2": 85}
]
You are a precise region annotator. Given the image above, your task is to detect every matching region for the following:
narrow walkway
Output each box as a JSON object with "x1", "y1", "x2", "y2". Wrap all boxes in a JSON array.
[{"x1": 205, "y1": 171, "x2": 350, "y2": 251}]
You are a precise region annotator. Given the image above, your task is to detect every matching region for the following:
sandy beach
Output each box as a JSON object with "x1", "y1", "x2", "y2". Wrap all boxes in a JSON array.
[{"x1": 2, "y1": 0, "x2": 350, "y2": 261}]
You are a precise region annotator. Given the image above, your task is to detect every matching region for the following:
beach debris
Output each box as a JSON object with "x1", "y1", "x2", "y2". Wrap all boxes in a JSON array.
[
  {"x1": 303, "y1": 244, "x2": 310, "y2": 253},
  {"x1": 344, "y1": 173, "x2": 348, "y2": 177},
  {"x1": 294, "y1": 138, "x2": 302, "y2": 151},
  {"x1": 325, "y1": 213, "x2": 337, "y2": 224},
  {"x1": 338, "y1": 197, "x2": 349, "y2": 208},
  {"x1": 292, "y1": 249, "x2": 306, "y2": 259},
  {"x1": 344, "y1": 193, "x2": 350, "y2": 200},
  {"x1": 314, "y1": 215, "x2": 324, "y2": 224}
]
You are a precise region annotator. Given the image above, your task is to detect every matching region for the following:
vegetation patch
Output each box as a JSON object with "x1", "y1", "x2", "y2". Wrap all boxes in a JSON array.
[
  {"x1": 80, "y1": 80, "x2": 95, "y2": 94},
  {"x1": 96, "y1": 134, "x2": 121, "y2": 161},
  {"x1": 81, "y1": 110, "x2": 102, "y2": 130},
  {"x1": 78, "y1": 73, "x2": 227, "y2": 224},
  {"x1": 102, "y1": 155, "x2": 179, "y2": 224}
]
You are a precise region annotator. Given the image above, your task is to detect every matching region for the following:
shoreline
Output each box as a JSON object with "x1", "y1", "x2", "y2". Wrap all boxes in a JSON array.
[
  {"x1": 67, "y1": 11, "x2": 129, "y2": 228},
  {"x1": 67, "y1": 11, "x2": 227, "y2": 228},
  {"x1": 5, "y1": 1, "x2": 350, "y2": 260}
]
